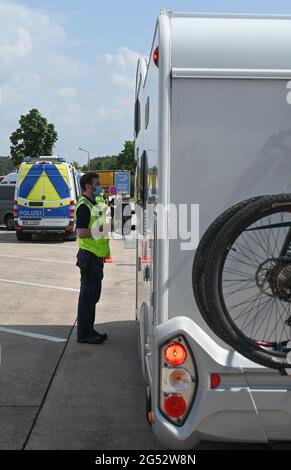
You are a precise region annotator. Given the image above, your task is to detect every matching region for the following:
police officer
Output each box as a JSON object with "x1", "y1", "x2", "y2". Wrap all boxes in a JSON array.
[{"x1": 76, "y1": 172, "x2": 110, "y2": 344}]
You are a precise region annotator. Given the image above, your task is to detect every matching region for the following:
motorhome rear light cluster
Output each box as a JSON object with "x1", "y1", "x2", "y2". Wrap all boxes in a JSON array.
[
  {"x1": 160, "y1": 337, "x2": 197, "y2": 425},
  {"x1": 13, "y1": 200, "x2": 18, "y2": 218}
]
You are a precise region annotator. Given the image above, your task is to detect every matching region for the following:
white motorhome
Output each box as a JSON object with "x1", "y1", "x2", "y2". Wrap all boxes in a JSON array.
[{"x1": 134, "y1": 11, "x2": 291, "y2": 449}]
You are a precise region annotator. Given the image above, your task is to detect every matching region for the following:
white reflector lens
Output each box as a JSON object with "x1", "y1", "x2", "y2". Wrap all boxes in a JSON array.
[{"x1": 168, "y1": 368, "x2": 192, "y2": 392}]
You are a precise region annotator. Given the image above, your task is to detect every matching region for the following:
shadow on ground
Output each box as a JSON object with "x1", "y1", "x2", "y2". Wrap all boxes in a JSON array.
[
  {"x1": 0, "y1": 230, "x2": 71, "y2": 244},
  {"x1": 1, "y1": 320, "x2": 291, "y2": 451},
  {"x1": 0, "y1": 322, "x2": 159, "y2": 450}
]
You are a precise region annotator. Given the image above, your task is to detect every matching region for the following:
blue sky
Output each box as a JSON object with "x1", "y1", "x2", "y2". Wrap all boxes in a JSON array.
[{"x1": 1, "y1": 0, "x2": 291, "y2": 165}]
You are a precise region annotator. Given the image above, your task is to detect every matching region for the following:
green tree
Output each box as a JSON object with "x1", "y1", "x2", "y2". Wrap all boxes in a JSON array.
[
  {"x1": 116, "y1": 140, "x2": 136, "y2": 174},
  {"x1": 10, "y1": 108, "x2": 58, "y2": 167},
  {"x1": 87, "y1": 155, "x2": 119, "y2": 172},
  {"x1": 0, "y1": 156, "x2": 14, "y2": 175},
  {"x1": 81, "y1": 140, "x2": 135, "y2": 175},
  {"x1": 72, "y1": 161, "x2": 81, "y2": 170}
]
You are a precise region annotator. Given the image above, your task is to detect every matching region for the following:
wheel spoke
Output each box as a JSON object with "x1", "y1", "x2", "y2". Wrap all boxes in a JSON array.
[
  {"x1": 217, "y1": 205, "x2": 291, "y2": 360},
  {"x1": 223, "y1": 281, "x2": 257, "y2": 299}
]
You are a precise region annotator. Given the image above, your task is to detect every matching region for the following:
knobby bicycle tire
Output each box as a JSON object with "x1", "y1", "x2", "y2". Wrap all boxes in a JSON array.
[{"x1": 204, "y1": 194, "x2": 291, "y2": 370}]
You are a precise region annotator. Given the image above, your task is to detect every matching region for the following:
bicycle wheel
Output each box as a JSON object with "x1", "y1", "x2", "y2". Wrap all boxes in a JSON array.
[
  {"x1": 192, "y1": 196, "x2": 262, "y2": 333},
  {"x1": 205, "y1": 194, "x2": 291, "y2": 370}
]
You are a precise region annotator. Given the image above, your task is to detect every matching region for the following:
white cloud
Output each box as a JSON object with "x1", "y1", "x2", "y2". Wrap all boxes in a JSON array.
[
  {"x1": 59, "y1": 105, "x2": 81, "y2": 125},
  {"x1": 0, "y1": 27, "x2": 32, "y2": 63},
  {"x1": 55, "y1": 86, "x2": 77, "y2": 98},
  {"x1": 103, "y1": 47, "x2": 139, "y2": 69},
  {"x1": 0, "y1": 2, "x2": 141, "y2": 164},
  {"x1": 112, "y1": 73, "x2": 135, "y2": 91},
  {"x1": 96, "y1": 105, "x2": 121, "y2": 120}
]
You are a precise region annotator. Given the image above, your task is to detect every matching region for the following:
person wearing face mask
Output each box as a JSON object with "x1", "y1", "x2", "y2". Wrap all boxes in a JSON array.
[{"x1": 75, "y1": 172, "x2": 110, "y2": 344}]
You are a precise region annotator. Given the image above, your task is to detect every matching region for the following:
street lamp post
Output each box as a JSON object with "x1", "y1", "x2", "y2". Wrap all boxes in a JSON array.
[{"x1": 78, "y1": 147, "x2": 91, "y2": 171}]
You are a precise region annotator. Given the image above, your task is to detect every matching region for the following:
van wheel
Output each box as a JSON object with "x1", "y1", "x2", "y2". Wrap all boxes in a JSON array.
[
  {"x1": 16, "y1": 232, "x2": 32, "y2": 241},
  {"x1": 5, "y1": 214, "x2": 14, "y2": 231}
]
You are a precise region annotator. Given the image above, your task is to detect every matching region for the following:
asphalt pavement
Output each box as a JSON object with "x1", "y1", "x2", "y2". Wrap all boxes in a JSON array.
[
  {"x1": 0, "y1": 229, "x2": 158, "y2": 450},
  {"x1": 0, "y1": 228, "x2": 290, "y2": 450}
]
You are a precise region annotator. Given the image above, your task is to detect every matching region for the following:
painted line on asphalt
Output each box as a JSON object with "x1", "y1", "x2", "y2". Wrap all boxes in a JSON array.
[
  {"x1": 0, "y1": 278, "x2": 79, "y2": 292},
  {"x1": 0, "y1": 254, "x2": 75, "y2": 265},
  {"x1": 0, "y1": 240, "x2": 77, "y2": 248},
  {"x1": 0, "y1": 327, "x2": 67, "y2": 343}
]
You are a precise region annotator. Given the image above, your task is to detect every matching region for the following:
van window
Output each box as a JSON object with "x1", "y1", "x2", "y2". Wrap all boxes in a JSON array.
[
  {"x1": 18, "y1": 165, "x2": 43, "y2": 200},
  {"x1": 44, "y1": 164, "x2": 69, "y2": 200},
  {"x1": 18, "y1": 163, "x2": 70, "y2": 201}
]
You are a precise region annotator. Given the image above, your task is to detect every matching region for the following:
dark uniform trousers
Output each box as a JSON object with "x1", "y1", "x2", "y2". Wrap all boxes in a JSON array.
[{"x1": 76, "y1": 249, "x2": 104, "y2": 339}]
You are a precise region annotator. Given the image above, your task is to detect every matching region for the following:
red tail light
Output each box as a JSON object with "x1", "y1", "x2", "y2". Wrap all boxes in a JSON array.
[
  {"x1": 153, "y1": 47, "x2": 159, "y2": 67},
  {"x1": 164, "y1": 395, "x2": 187, "y2": 418},
  {"x1": 69, "y1": 200, "x2": 75, "y2": 219},
  {"x1": 165, "y1": 343, "x2": 187, "y2": 366},
  {"x1": 13, "y1": 200, "x2": 18, "y2": 218}
]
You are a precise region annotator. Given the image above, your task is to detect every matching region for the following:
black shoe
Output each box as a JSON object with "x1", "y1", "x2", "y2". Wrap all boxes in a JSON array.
[
  {"x1": 77, "y1": 335, "x2": 106, "y2": 344},
  {"x1": 93, "y1": 330, "x2": 108, "y2": 341}
]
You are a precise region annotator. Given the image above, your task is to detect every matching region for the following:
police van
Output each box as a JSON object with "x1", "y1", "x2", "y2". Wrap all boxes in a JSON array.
[{"x1": 14, "y1": 156, "x2": 80, "y2": 241}]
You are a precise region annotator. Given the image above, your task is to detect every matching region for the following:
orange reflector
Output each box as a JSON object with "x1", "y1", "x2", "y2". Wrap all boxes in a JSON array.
[
  {"x1": 211, "y1": 374, "x2": 221, "y2": 389},
  {"x1": 165, "y1": 342, "x2": 187, "y2": 366},
  {"x1": 147, "y1": 412, "x2": 154, "y2": 424},
  {"x1": 164, "y1": 395, "x2": 187, "y2": 418}
]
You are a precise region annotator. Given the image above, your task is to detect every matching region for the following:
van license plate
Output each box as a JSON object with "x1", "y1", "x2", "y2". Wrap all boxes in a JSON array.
[{"x1": 22, "y1": 220, "x2": 40, "y2": 225}]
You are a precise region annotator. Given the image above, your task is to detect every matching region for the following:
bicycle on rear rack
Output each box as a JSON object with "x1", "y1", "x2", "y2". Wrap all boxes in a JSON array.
[{"x1": 193, "y1": 194, "x2": 291, "y2": 372}]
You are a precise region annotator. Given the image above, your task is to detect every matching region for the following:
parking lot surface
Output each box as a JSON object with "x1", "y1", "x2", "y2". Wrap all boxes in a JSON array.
[
  {"x1": 0, "y1": 228, "x2": 290, "y2": 450},
  {"x1": 0, "y1": 229, "x2": 158, "y2": 450}
]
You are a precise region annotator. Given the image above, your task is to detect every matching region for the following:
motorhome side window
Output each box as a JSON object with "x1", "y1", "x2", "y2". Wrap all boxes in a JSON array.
[
  {"x1": 134, "y1": 98, "x2": 141, "y2": 137},
  {"x1": 141, "y1": 151, "x2": 148, "y2": 207},
  {"x1": 137, "y1": 151, "x2": 148, "y2": 207}
]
